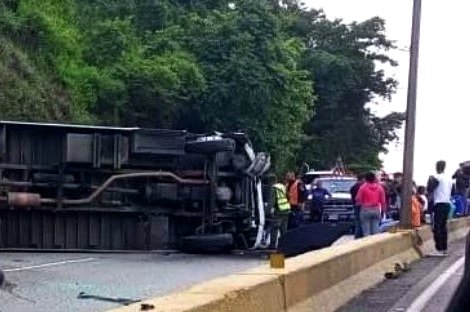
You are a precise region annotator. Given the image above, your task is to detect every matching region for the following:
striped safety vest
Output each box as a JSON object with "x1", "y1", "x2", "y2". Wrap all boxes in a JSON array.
[{"x1": 273, "y1": 183, "x2": 290, "y2": 212}]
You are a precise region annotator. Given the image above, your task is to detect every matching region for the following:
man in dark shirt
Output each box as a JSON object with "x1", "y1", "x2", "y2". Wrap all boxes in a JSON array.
[
  {"x1": 453, "y1": 165, "x2": 470, "y2": 197},
  {"x1": 309, "y1": 181, "x2": 331, "y2": 223},
  {"x1": 388, "y1": 172, "x2": 403, "y2": 220},
  {"x1": 350, "y1": 174, "x2": 364, "y2": 239}
]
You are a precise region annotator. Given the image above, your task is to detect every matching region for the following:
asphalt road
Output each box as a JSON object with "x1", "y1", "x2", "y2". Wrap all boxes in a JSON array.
[
  {"x1": 2, "y1": 234, "x2": 464, "y2": 312},
  {"x1": 0, "y1": 251, "x2": 265, "y2": 312},
  {"x1": 0, "y1": 233, "x2": 354, "y2": 312},
  {"x1": 339, "y1": 237, "x2": 467, "y2": 312}
]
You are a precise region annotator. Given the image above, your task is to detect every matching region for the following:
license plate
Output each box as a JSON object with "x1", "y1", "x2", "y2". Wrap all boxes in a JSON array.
[{"x1": 328, "y1": 214, "x2": 339, "y2": 220}]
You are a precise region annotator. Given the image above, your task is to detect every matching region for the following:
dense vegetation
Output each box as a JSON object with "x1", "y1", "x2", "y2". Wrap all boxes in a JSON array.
[{"x1": 0, "y1": 0, "x2": 404, "y2": 173}]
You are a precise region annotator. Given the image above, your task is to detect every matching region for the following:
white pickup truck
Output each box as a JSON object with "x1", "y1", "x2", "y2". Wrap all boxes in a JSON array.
[{"x1": 305, "y1": 176, "x2": 357, "y2": 226}]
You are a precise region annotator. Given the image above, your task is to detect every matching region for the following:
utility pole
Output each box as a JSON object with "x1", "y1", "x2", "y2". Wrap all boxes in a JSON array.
[{"x1": 400, "y1": 0, "x2": 422, "y2": 228}]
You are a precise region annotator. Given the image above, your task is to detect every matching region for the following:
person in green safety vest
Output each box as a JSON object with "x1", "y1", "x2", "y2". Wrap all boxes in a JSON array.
[
  {"x1": 273, "y1": 179, "x2": 291, "y2": 239},
  {"x1": 267, "y1": 176, "x2": 291, "y2": 248},
  {"x1": 274, "y1": 182, "x2": 291, "y2": 214}
]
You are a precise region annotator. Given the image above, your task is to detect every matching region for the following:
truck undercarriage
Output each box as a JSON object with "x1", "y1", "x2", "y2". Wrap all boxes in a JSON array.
[{"x1": 0, "y1": 121, "x2": 270, "y2": 251}]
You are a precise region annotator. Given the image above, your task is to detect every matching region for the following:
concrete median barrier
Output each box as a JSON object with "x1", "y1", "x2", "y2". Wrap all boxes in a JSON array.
[{"x1": 107, "y1": 217, "x2": 470, "y2": 312}]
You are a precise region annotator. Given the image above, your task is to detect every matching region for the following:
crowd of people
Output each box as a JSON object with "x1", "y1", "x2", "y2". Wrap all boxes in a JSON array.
[
  {"x1": 349, "y1": 171, "x2": 428, "y2": 239},
  {"x1": 270, "y1": 171, "x2": 306, "y2": 236},
  {"x1": 349, "y1": 160, "x2": 463, "y2": 256},
  {"x1": 270, "y1": 160, "x2": 467, "y2": 255}
]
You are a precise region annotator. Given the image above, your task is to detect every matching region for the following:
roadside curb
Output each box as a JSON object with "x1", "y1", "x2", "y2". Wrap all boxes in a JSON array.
[{"x1": 106, "y1": 217, "x2": 470, "y2": 312}]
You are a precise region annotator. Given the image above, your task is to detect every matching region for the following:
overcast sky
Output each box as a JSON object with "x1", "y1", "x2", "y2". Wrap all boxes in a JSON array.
[{"x1": 304, "y1": 0, "x2": 467, "y2": 183}]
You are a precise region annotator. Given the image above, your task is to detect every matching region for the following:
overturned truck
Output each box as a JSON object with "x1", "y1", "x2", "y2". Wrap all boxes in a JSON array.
[{"x1": 0, "y1": 121, "x2": 271, "y2": 251}]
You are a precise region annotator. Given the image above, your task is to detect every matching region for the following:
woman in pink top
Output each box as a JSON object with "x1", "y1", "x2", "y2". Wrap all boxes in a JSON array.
[{"x1": 355, "y1": 172, "x2": 387, "y2": 236}]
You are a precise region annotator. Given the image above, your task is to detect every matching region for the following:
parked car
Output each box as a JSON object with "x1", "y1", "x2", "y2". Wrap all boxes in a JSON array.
[
  {"x1": 303, "y1": 170, "x2": 336, "y2": 186},
  {"x1": 306, "y1": 176, "x2": 357, "y2": 229}
]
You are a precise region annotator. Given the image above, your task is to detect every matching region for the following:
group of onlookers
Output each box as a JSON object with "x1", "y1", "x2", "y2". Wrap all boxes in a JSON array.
[
  {"x1": 269, "y1": 172, "x2": 306, "y2": 244},
  {"x1": 351, "y1": 160, "x2": 456, "y2": 256},
  {"x1": 271, "y1": 160, "x2": 462, "y2": 256},
  {"x1": 271, "y1": 171, "x2": 337, "y2": 232}
]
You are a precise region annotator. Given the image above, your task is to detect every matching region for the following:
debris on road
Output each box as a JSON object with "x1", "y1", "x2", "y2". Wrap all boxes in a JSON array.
[
  {"x1": 77, "y1": 291, "x2": 141, "y2": 306},
  {"x1": 384, "y1": 262, "x2": 411, "y2": 279},
  {"x1": 140, "y1": 303, "x2": 155, "y2": 311}
]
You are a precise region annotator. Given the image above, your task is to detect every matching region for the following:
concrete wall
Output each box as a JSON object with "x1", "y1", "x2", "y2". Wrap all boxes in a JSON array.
[{"x1": 107, "y1": 218, "x2": 470, "y2": 312}]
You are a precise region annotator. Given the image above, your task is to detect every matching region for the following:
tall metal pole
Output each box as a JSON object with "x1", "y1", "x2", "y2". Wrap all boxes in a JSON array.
[{"x1": 400, "y1": 0, "x2": 422, "y2": 228}]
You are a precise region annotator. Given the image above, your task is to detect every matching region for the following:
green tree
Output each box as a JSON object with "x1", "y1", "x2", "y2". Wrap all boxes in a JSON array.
[
  {"x1": 293, "y1": 10, "x2": 403, "y2": 170},
  {"x1": 78, "y1": 3, "x2": 206, "y2": 128},
  {"x1": 0, "y1": 1, "x2": 73, "y2": 121},
  {"x1": 181, "y1": 0, "x2": 314, "y2": 172},
  {"x1": 0, "y1": 0, "x2": 402, "y2": 174}
]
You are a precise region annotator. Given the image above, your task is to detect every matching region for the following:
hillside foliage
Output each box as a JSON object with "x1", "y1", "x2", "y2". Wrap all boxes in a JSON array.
[{"x1": 0, "y1": 0, "x2": 403, "y2": 173}]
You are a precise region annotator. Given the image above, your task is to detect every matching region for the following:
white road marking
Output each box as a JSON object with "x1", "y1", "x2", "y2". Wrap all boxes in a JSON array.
[
  {"x1": 3, "y1": 257, "x2": 96, "y2": 272},
  {"x1": 406, "y1": 256, "x2": 465, "y2": 312}
]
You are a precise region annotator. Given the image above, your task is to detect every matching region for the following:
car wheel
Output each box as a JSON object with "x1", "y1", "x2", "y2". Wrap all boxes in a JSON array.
[
  {"x1": 181, "y1": 234, "x2": 234, "y2": 254},
  {"x1": 186, "y1": 137, "x2": 235, "y2": 154}
]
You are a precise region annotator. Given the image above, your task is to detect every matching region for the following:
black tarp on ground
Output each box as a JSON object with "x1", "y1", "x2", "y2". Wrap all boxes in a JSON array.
[{"x1": 278, "y1": 223, "x2": 351, "y2": 257}]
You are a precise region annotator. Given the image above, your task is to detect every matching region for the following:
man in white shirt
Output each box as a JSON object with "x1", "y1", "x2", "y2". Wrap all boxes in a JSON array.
[{"x1": 427, "y1": 160, "x2": 453, "y2": 256}]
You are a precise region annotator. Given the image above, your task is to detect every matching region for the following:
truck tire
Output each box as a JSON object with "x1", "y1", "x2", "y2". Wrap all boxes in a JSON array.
[
  {"x1": 216, "y1": 151, "x2": 233, "y2": 167},
  {"x1": 186, "y1": 137, "x2": 235, "y2": 154},
  {"x1": 232, "y1": 154, "x2": 249, "y2": 170},
  {"x1": 181, "y1": 234, "x2": 234, "y2": 254}
]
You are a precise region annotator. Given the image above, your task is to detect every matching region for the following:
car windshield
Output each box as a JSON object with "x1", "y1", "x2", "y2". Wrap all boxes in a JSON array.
[{"x1": 318, "y1": 179, "x2": 357, "y2": 194}]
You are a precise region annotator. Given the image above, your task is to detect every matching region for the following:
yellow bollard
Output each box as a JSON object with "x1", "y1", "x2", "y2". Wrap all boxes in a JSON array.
[
  {"x1": 270, "y1": 252, "x2": 285, "y2": 269},
  {"x1": 388, "y1": 226, "x2": 399, "y2": 233}
]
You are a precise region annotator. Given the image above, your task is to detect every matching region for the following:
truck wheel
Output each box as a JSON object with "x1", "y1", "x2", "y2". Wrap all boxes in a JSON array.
[
  {"x1": 216, "y1": 151, "x2": 233, "y2": 167},
  {"x1": 186, "y1": 137, "x2": 235, "y2": 154},
  {"x1": 181, "y1": 234, "x2": 234, "y2": 254},
  {"x1": 232, "y1": 154, "x2": 249, "y2": 170}
]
